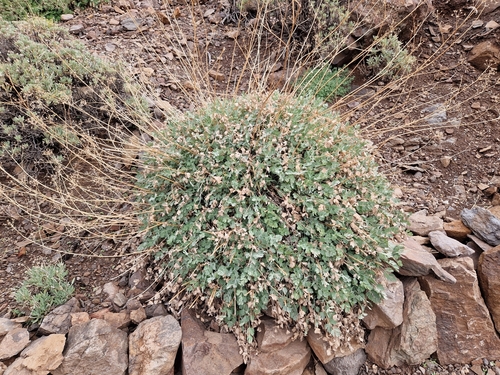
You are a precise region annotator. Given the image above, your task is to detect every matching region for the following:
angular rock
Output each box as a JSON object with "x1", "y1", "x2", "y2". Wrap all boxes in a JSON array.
[
  {"x1": 0, "y1": 318, "x2": 20, "y2": 336},
  {"x1": 129, "y1": 315, "x2": 181, "y2": 375},
  {"x1": 245, "y1": 338, "x2": 311, "y2": 375},
  {"x1": 181, "y1": 309, "x2": 243, "y2": 375},
  {"x1": 130, "y1": 307, "x2": 147, "y2": 325},
  {"x1": 428, "y1": 231, "x2": 475, "y2": 257},
  {"x1": 365, "y1": 279, "x2": 437, "y2": 368},
  {"x1": 467, "y1": 41, "x2": 500, "y2": 71},
  {"x1": 103, "y1": 282, "x2": 120, "y2": 301},
  {"x1": 461, "y1": 207, "x2": 500, "y2": 246},
  {"x1": 398, "y1": 238, "x2": 456, "y2": 283},
  {"x1": 145, "y1": 304, "x2": 167, "y2": 318},
  {"x1": 420, "y1": 257, "x2": 500, "y2": 364},
  {"x1": 52, "y1": 319, "x2": 128, "y2": 375},
  {"x1": 307, "y1": 330, "x2": 363, "y2": 365},
  {"x1": 0, "y1": 327, "x2": 30, "y2": 360},
  {"x1": 256, "y1": 317, "x2": 294, "y2": 353},
  {"x1": 39, "y1": 297, "x2": 81, "y2": 335},
  {"x1": 0, "y1": 362, "x2": 6, "y2": 374},
  {"x1": 363, "y1": 276, "x2": 404, "y2": 330},
  {"x1": 467, "y1": 234, "x2": 492, "y2": 252},
  {"x1": 102, "y1": 311, "x2": 131, "y2": 330},
  {"x1": 478, "y1": 245, "x2": 500, "y2": 333},
  {"x1": 444, "y1": 220, "x2": 471, "y2": 242},
  {"x1": 408, "y1": 213, "x2": 443, "y2": 236},
  {"x1": 323, "y1": 348, "x2": 366, "y2": 375},
  {"x1": 70, "y1": 312, "x2": 90, "y2": 326},
  {"x1": 4, "y1": 334, "x2": 65, "y2": 375}
]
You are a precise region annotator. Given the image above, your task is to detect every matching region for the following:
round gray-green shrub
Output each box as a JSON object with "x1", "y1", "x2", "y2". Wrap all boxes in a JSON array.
[{"x1": 137, "y1": 92, "x2": 404, "y2": 349}]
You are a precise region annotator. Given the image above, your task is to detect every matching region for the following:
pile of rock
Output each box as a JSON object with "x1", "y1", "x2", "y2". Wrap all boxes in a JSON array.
[{"x1": 1, "y1": 206, "x2": 500, "y2": 375}]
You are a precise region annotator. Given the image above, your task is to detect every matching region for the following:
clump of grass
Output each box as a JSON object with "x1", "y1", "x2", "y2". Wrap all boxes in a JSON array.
[
  {"x1": 295, "y1": 66, "x2": 353, "y2": 101},
  {"x1": 14, "y1": 263, "x2": 75, "y2": 323}
]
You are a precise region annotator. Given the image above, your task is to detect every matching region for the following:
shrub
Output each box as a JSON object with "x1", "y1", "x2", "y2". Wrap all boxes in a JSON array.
[
  {"x1": 137, "y1": 92, "x2": 404, "y2": 352},
  {"x1": 295, "y1": 66, "x2": 353, "y2": 101},
  {"x1": 0, "y1": 0, "x2": 106, "y2": 21},
  {"x1": 366, "y1": 33, "x2": 416, "y2": 79},
  {"x1": 0, "y1": 17, "x2": 147, "y2": 173},
  {"x1": 14, "y1": 263, "x2": 75, "y2": 323}
]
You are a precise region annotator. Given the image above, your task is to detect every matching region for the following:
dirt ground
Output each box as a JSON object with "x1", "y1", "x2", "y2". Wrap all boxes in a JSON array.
[{"x1": 1, "y1": 0, "x2": 500, "y2": 373}]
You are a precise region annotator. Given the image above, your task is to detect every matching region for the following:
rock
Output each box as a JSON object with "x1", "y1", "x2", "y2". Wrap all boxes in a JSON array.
[
  {"x1": 256, "y1": 317, "x2": 294, "y2": 353},
  {"x1": 144, "y1": 304, "x2": 167, "y2": 318},
  {"x1": 245, "y1": 338, "x2": 311, "y2": 375},
  {"x1": 208, "y1": 69, "x2": 225, "y2": 82},
  {"x1": 130, "y1": 307, "x2": 147, "y2": 325},
  {"x1": 0, "y1": 327, "x2": 30, "y2": 360},
  {"x1": 52, "y1": 319, "x2": 128, "y2": 375},
  {"x1": 467, "y1": 234, "x2": 493, "y2": 252},
  {"x1": 68, "y1": 24, "x2": 84, "y2": 34},
  {"x1": 102, "y1": 311, "x2": 131, "y2": 330},
  {"x1": 112, "y1": 292, "x2": 128, "y2": 308},
  {"x1": 315, "y1": 363, "x2": 328, "y2": 375},
  {"x1": 476, "y1": 0, "x2": 500, "y2": 14},
  {"x1": 323, "y1": 348, "x2": 366, "y2": 375},
  {"x1": 121, "y1": 18, "x2": 141, "y2": 31},
  {"x1": 129, "y1": 315, "x2": 182, "y2": 375},
  {"x1": 362, "y1": 276, "x2": 404, "y2": 330},
  {"x1": 181, "y1": 309, "x2": 243, "y2": 375},
  {"x1": 60, "y1": 14, "x2": 74, "y2": 21},
  {"x1": 365, "y1": 279, "x2": 437, "y2": 368},
  {"x1": 0, "y1": 318, "x2": 20, "y2": 336},
  {"x1": 420, "y1": 257, "x2": 500, "y2": 364},
  {"x1": 444, "y1": 220, "x2": 471, "y2": 242},
  {"x1": 467, "y1": 41, "x2": 500, "y2": 71},
  {"x1": 428, "y1": 231, "x2": 475, "y2": 257},
  {"x1": 478, "y1": 245, "x2": 500, "y2": 332},
  {"x1": 70, "y1": 312, "x2": 90, "y2": 327},
  {"x1": 461, "y1": 207, "x2": 500, "y2": 246},
  {"x1": 398, "y1": 238, "x2": 456, "y2": 283},
  {"x1": 440, "y1": 156, "x2": 451, "y2": 168},
  {"x1": 0, "y1": 362, "x2": 6, "y2": 374},
  {"x1": 307, "y1": 329, "x2": 364, "y2": 365},
  {"x1": 422, "y1": 103, "x2": 447, "y2": 125},
  {"x1": 103, "y1": 282, "x2": 120, "y2": 301},
  {"x1": 4, "y1": 334, "x2": 65, "y2": 375},
  {"x1": 408, "y1": 213, "x2": 444, "y2": 236},
  {"x1": 39, "y1": 297, "x2": 81, "y2": 335}
]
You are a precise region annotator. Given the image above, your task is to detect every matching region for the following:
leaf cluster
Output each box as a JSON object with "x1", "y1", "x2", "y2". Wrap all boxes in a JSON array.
[
  {"x1": 295, "y1": 66, "x2": 353, "y2": 102},
  {"x1": 14, "y1": 263, "x2": 75, "y2": 323},
  {"x1": 137, "y1": 92, "x2": 404, "y2": 349},
  {"x1": 366, "y1": 33, "x2": 416, "y2": 79},
  {"x1": 0, "y1": 0, "x2": 107, "y2": 21}
]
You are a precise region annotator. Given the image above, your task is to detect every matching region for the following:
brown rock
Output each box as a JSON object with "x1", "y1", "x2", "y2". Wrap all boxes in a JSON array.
[
  {"x1": 256, "y1": 317, "x2": 294, "y2": 353},
  {"x1": 428, "y1": 231, "x2": 475, "y2": 257},
  {"x1": 0, "y1": 318, "x2": 21, "y2": 336},
  {"x1": 129, "y1": 315, "x2": 182, "y2": 375},
  {"x1": 478, "y1": 245, "x2": 500, "y2": 332},
  {"x1": 52, "y1": 319, "x2": 128, "y2": 375},
  {"x1": 420, "y1": 257, "x2": 500, "y2": 364},
  {"x1": 102, "y1": 311, "x2": 131, "y2": 330},
  {"x1": 307, "y1": 329, "x2": 363, "y2": 364},
  {"x1": 444, "y1": 220, "x2": 471, "y2": 242},
  {"x1": 398, "y1": 238, "x2": 456, "y2": 283},
  {"x1": 245, "y1": 338, "x2": 311, "y2": 375},
  {"x1": 70, "y1": 312, "x2": 90, "y2": 326},
  {"x1": 208, "y1": 69, "x2": 225, "y2": 82},
  {"x1": 130, "y1": 307, "x2": 147, "y2": 325},
  {"x1": 408, "y1": 213, "x2": 444, "y2": 236},
  {"x1": 4, "y1": 334, "x2": 65, "y2": 375},
  {"x1": 467, "y1": 41, "x2": 500, "y2": 71},
  {"x1": 39, "y1": 297, "x2": 81, "y2": 335},
  {"x1": 181, "y1": 309, "x2": 243, "y2": 375},
  {"x1": 0, "y1": 327, "x2": 30, "y2": 360},
  {"x1": 323, "y1": 348, "x2": 366, "y2": 375},
  {"x1": 362, "y1": 276, "x2": 404, "y2": 330},
  {"x1": 476, "y1": 0, "x2": 500, "y2": 15}
]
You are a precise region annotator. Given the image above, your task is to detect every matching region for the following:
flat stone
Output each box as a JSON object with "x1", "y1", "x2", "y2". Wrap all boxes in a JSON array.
[
  {"x1": 256, "y1": 317, "x2": 294, "y2": 353},
  {"x1": 461, "y1": 207, "x2": 500, "y2": 246},
  {"x1": 60, "y1": 14, "x2": 74, "y2": 21},
  {"x1": 428, "y1": 230, "x2": 475, "y2": 257},
  {"x1": 52, "y1": 319, "x2": 128, "y2": 375},
  {"x1": 102, "y1": 311, "x2": 130, "y2": 330},
  {"x1": 420, "y1": 257, "x2": 500, "y2": 364},
  {"x1": 245, "y1": 338, "x2": 311, "y2": 375},
  {"x1": 478, "y1": 245, "x2": 500, "y2": 333},
  {"x1": 444, "y1": 220, "x2": 471, "y2": 242},
  {"x1": 121, "y1": 18, "x2": 141, "y2": 31},
  {"x1": 68, "y1": 24, "x2": 84, "y2": 34},
  {"x1": 323, "y1": 348, "x2": 366, "y2": 375},
  {"x1": 39, "y1": 297, "x2": 81, "y2": 335},
  {"x1": 0, "y1": 327, "x2": 30, "y2": 360},
  {"x1": 4, "y1": 334, "x2": 65, "y2": 375},
  {"x1": 129, "y1": 315, "x2": 182, "y2": 375},
  {"x1": 467, "y1": 41, "x2": 500, "y2": 71},
  {"x1": 181, "y1": 309, "x2": 243, "y2": 375},
  {"x1": 0, "y1": 318, "x2": 21, "y2": 336},
  {"x1": 408, "y1": 213, "x2": 444, "y2": 236}
]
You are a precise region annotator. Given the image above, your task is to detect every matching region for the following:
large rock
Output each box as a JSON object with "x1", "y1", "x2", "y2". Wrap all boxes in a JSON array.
[
  {"x1": 467, "y1": 41, "x2": 500, "y2": 71},
  {"x1": 4, "y1": 334, "x2": 65, "y2": 375},
  {"x1": 256, "y1": 317, "x2": 294, "y2": 353},
  {"x1": 307, "y1": 330, "x2": 364, "y2": 365},
  {"x1": 420, "y1": 257, "x2": 500, "y2": 364},
  {"x1": 245, "y1": 338, "x2": 311, "y2": 375},
  {"x1": 365, "y1": 279, "x2": 437, "y2": 368},
  {"x1": 398, "y1": 238, "x2": 456, "y2": 283},
  {"x1": 39, "y1": 297, "x2": 81, "y2": 335},
  {"x1": 477, "y1": 245, "x2": 500, "y2": 333},
  {"x1": 0, "y1": 318, "x2": 20, "y2": 336},
  {"x1": 461, "y1": 207, "x2": 500, "y2": 246},
  {"x1": 408, "y1": 213, "x2": 443, "y2": 236},
  {"x1": 52, "y1": 319, "x2": 128, "y2": 375},
  {"x1": 129, "y1": 315, "x2": 182, "y2": 375},
  {"x1": 362, "y1": 276, "x2": 404, "y2": 330},
  {"x1": 428, "y1": 231, "x2": 475, "y2": 257},
  {"x1": 443, "y1": 220, "x2": 471, "y2": 242},
  {"x1": 0, "y1": 327, "x2": 30, "y2": 360},
  {"x1": 323, "y1": 348, "x2": 366, "y2": 375},
  {"x1": 181, "y1": 309, "x2": 243, "y2": 375}
]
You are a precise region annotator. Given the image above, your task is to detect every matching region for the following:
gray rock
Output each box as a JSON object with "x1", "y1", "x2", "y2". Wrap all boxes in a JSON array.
[
  {"x1": 0, "y1": 327, "x2": 30, "y2": 360},
  {"x1": 0, "y1": 318, "x2": 21, "y2": 336},
  {"x1": 68, "y1": 24, "x2": 84, "y2": 34},
  {"x1": 129, "y1": 315, "x2": 182, "y2": 375},
  {"x1": 121, "y1": 18, "x2": 142, "y2": 31},
  {"x1": 39, "y1": 297, "x2": 80, "y2": 335},
  {"x1": 421, "y1": 103, "x2": 447, "y2": 125},
  {"x1": 323, "y1": 348, "x2": 366, "y2": 375},
  {"x1": 428, "y1": 231, "x2": 475, "y2": 257},
  {"x1": 52, "y1": 319, "x2": 128, "y2": 375},
  {"x1": 461, "y1": 207, "x2": 500, "y2": 246}
]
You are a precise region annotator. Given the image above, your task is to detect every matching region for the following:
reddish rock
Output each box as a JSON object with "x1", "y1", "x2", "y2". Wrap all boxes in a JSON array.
[
  {"x1": 245, "y1": 338, "x2": 311, "y2": 375},
  {"x1": 181, "y1": 309, "x2": 243, "y2": 375},
  {"x1": 468, "y1": 41, "x2": 500, "y2": 70},
  {"x1": 70, "y1": 312, "x2": 90, "y2": 326},
  {"x1": 130, "y1": 307, "x2": 147, "y2": 325},
  {"x1": 0, "y1": 327, "x2": 30, "y2": 360},
  {"x1": 307, "y1": 329, "x2": 363, "y2": 365},
  {"x1": 420, "y1": 257, "x2": 500, "y2": 364},
  {"x1": 362, "y1": 276, "x2": 404, "y2": 330},
  {"x1": 408, "y1": 213, "x2": 443, "y2": 236},
  {"x1": 478, "y1": 245, "x2": 500, "y2": 332},
  {"x1": 102, "y1": 311, "x2": 131, "y2": 330},
  {"x1": 256, "y1": 317, "x2": 294, "y2": 353},
  {"x1": 444, "y1": 220, "x2": 471, "y2": 242}
]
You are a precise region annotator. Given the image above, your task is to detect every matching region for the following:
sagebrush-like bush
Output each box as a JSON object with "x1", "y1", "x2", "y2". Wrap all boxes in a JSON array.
[
  {"x1": 137, "y1": 92, "x2": 404, "y2": 351},
  {"x1": 366, "y1": 34, "x2": 416, "y2": 79},
  {"x1": 0, "y1": 0, "x2": 105, "y2": 21},
  {"x1": 295, "y1": 66, "x2": 353, "y2": 101}
]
